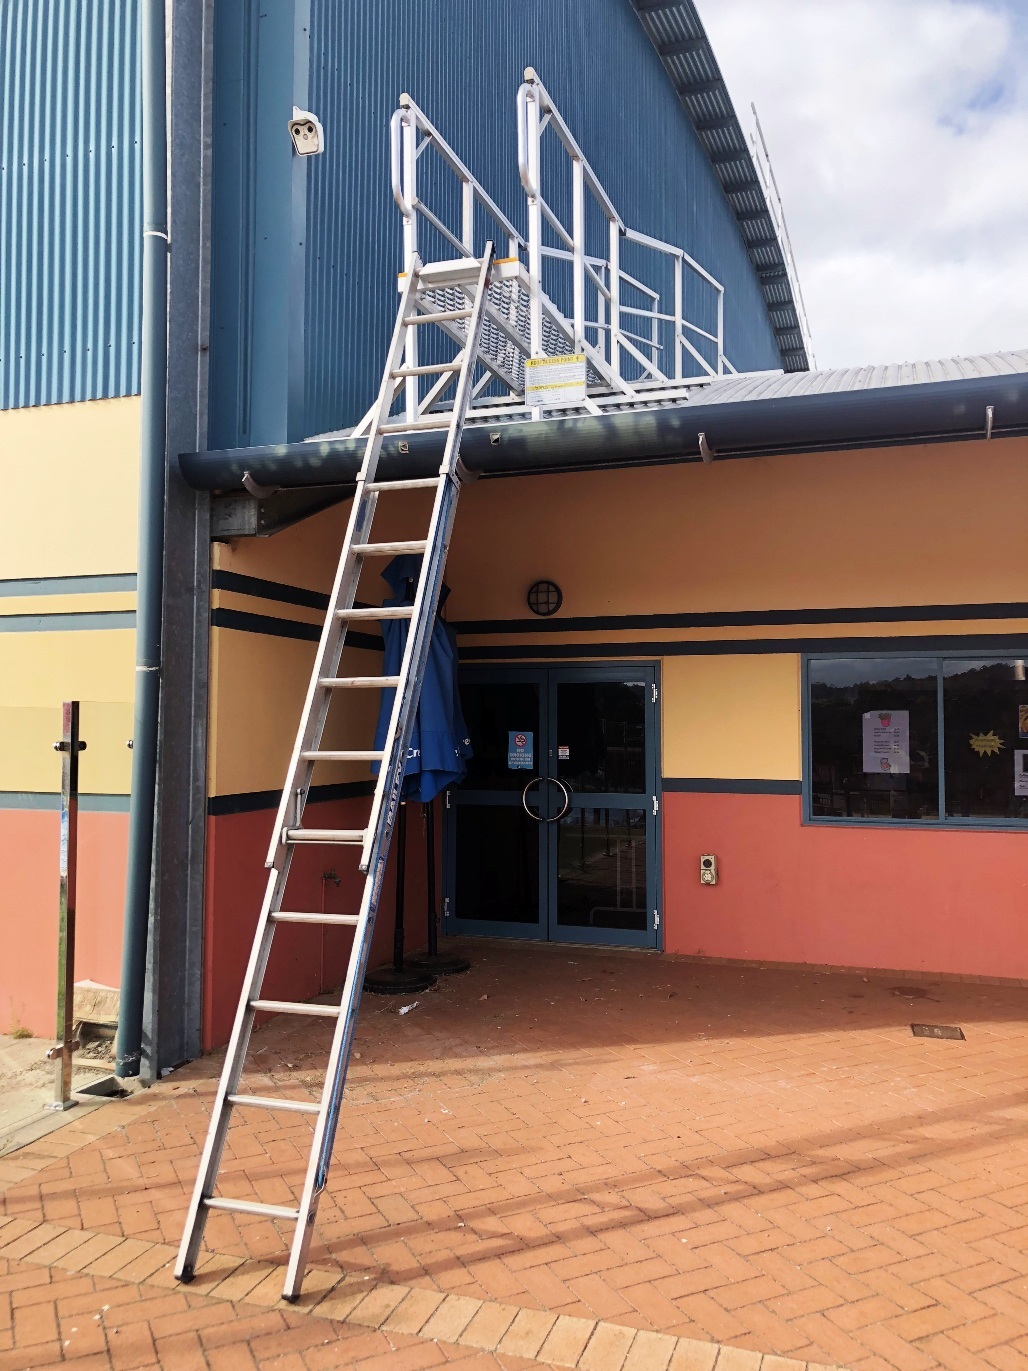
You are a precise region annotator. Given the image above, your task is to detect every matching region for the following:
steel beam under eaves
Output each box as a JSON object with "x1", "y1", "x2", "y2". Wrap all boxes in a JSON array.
[{"x1": 181, "y1": 371, "x2": 1028, "y2": 503}]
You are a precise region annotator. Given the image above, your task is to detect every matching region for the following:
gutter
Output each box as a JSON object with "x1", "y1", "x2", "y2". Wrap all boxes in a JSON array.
[
  {"x1": 180, "y1": 371, "x2": 1028, "y2": 494},
  {"x1": 116, "y1": 0, "x2": 168, "y2": 1080}
]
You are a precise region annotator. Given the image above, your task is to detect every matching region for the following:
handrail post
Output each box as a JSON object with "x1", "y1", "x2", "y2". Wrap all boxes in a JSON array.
[
  {"x1": 717, "y1": 286, "x2": 725, "y2": 376},
  {"x1": 608, "y1": 220, "x2": 621, "y2": 381},
  {"x1": 572, "y1": 157, "x2": 585, "y2": 351},
  {"x1": 525, "y1": 83, "x2": 544, "y2": 358},
  {"x1": 461, "y1": 179, "x2": 474, "y2": 253},
  {"x1": 401, "y1": 104, "x2": 419, "y2": 421},
  {"x1": 673, "y1": 257, "x2": 683, "y2": 381},
  {"x1": 47, "y1": 702, "x2": 86, "y2": 1110}
]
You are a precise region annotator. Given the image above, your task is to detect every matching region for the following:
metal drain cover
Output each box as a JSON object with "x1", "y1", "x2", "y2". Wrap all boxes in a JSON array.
[{"x1": 911, "y1": 1023, "x2": 965, "y2": 1040}]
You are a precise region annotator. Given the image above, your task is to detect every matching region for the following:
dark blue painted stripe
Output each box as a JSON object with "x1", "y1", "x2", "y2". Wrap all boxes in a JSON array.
[
  {"x1": 662, "y1": 778, "x2": 802, "y2": 795},
  {"x1": 460, "y1": 632, "x2": 1028, "y2": 661},
  {"x1": 0, "y1": 573, "x2": 137, "y2": 597},
  {"x1": 0, "y1": 612, "x2": 136, "y2": 633},
  {"x1": 208, "y1": 779, "x2": 374, "y2": 816},
  {"x1": 454, "y1": 602, "x2": 1028, "y2": 637},
  {"x1": 211, "y1": 569, "x2": 330, "y2": 611},
  {"x1": 210, "y1": 606, "x2": 382, "y2": 652}
]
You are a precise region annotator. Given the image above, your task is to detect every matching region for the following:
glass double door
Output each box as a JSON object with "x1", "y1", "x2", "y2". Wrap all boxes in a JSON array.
[{"x1": 445, "y1": 665, "x2": 659, "y2": 948}]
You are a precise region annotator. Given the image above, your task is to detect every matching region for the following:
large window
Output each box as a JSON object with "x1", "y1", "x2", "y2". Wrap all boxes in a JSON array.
[{"x1": 806, "y1": 654, "x2": 1028, "y2": 826}]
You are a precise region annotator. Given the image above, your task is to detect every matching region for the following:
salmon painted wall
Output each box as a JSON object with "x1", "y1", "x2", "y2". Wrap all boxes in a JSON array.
[
  {"x1": 1, "y1": 810, "x2": 128, "y2": 1035},
  {"x1": 663, "y1": 792, "x2": 1028, "y2": 980},
  {"x1": 203, "y1": 796, "x2": 430, "y2": 1051}
]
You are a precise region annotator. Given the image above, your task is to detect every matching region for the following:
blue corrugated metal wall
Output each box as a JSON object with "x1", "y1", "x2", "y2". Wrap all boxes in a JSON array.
[
  {"x1": 0, "y1": 0, "x2": 141, "y2": 411},
  {"x1": 210, "y1": 0, "x2": 781, "y2": 448}
]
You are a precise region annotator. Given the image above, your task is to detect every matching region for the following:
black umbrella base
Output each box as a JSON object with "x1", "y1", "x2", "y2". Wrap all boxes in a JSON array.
[
  {"x1": 406, "y1": 952, "x2": 471, "y2": 976},
  {"x1": 363, "y1": 965, "x2": 437, "y2": 995}
]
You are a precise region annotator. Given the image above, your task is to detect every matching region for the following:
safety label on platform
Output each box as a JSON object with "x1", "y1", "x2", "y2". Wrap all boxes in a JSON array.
[{"x1": 525, "y1": 353, "x2": 586, "y2": 406}]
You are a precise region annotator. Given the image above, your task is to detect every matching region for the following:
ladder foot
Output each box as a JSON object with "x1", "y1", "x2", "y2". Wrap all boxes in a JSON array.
[
  {"x1": 282, "y1": 1293, "x2": 300, "y2": 1305},
  {"x1": 177, "y1": 1265, "x2": 194, "y2": 1284}
]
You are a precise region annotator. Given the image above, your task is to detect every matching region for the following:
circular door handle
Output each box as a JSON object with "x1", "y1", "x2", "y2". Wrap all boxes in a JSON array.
[{"x1": 522, "y1": 776, "x2": 571, "y2": 823}]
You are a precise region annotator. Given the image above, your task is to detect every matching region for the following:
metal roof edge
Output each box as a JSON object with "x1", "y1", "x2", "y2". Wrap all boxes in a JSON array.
[
  {"x1": 181, "y1": 368, "x2": 1028, "y2": 494},
  {"x1": 629, "y1": 0, "x2": 812, "y2": 372}
]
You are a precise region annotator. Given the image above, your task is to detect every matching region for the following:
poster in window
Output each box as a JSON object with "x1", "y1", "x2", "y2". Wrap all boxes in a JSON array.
[
  {"x1": 1015, "y1": 751, "x2": 1028, "y2": 797},
  {"x1": 1019, "y1": 705, "x2": 1028, "y2": 739},
  {"x1": 862, "y1": 710, "x2": 910, "y2": 774}
]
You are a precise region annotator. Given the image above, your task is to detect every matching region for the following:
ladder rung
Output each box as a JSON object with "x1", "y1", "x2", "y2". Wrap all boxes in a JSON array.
[
  {"x1": 379, "y1": 416, "x2": 452, "y2": 433},
  {"x1": 403, "y1": 307, "x2": 473, "y2": 326},
  {"x1": 389, "y1": 361, "x2": 462, "y2": 378},
  {"x1": 319, "y1": 676, "x2": 401, "y2": 689},
  {"x1": 250, "y1": 998, "x2": 342, "y2": 1017},
  {"x1": 203, "y1": 1197, "x2": 301, "y2": 1221},
  {"x1": 300, "y1": 750, "x2": 383, "y2": 762},
  {"x1": 227, "y1": 1094, "x2": 321, "y2": 1115},
  {"x1": 337, "y1": 606, "x2": 413, "y2": 620},
  {"x1": 351, "y1": 540, "x2": 428, "y2": 556},
  {"x1": 284, "y1": 828, "x2": 366, "y2": 845},
  {"x1": 272, "y1": 911, "x2": 360, "y2": 926},
  {"x1": 364, "y1": 478, "x2": 442, "y2": 492}
]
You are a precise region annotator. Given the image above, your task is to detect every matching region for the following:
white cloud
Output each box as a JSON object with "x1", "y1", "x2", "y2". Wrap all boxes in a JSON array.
[{"x1": 695, "y1": 0, "x2": 1028, "y2": 367}]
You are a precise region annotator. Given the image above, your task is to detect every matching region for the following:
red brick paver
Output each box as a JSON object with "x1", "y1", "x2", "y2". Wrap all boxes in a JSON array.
[{"x1": 3, "y1": 941, "x2": 1028, "y2": 1368}]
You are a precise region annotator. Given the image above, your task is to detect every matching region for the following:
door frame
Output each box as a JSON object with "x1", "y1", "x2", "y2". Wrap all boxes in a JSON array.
[{"x1": 443, "y1": 660, "x2": 663, "y2": 950}]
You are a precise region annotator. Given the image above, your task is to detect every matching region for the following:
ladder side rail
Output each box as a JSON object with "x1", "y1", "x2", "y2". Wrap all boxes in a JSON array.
[
  {"x1": 174, "y1": 860, "x2": 293, "y2": 1279},
  {"x1": 264, "y1": 264, "x2": 424, "y2": 869},
  {"x1": 360, "y1": 251, "x2": 495, "y2": 871},
  {"x1": 400, "y1": 110, "x2": 420, "y2": 422},
  {"x1": 283, "y1": 253, "x2": 495, "y2": 1300}
]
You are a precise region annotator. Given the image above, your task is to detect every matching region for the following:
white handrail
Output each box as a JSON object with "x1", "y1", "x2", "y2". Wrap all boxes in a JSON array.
[{"x1": 516, "y1": 67, "x2": 729, "y2": 379}]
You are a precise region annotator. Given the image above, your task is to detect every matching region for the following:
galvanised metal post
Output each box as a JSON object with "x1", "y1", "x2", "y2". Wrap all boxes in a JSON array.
[
  {"x1": 47, "y1": 702, "x2": 85, "y2": 1110},
  {"x1": 116, "y1": 0, "x2": 169, "y2": 1079}
]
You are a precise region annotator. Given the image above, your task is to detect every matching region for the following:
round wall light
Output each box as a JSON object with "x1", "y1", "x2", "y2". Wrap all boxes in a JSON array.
[{"x1": 527, "y1": 580, "x2": 563, "y2": 617}]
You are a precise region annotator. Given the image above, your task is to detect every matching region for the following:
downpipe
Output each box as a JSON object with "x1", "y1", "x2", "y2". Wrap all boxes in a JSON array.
[{"x1": 116, "y1": 0, "x2": 168, "y2": 1079}]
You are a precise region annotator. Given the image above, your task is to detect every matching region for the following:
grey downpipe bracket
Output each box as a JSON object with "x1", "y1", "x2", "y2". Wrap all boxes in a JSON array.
[
  {"x1": 116, "y1": 0, "x2": 168, "y2": 1079},
  {"x1": 179, "y1": 371, "x2": 1028, "y2": 495}
]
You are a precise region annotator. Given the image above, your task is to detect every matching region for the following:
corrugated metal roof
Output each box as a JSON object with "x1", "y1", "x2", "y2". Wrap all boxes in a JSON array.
[
  {"x1": 676, "y1": 348, "x2": 1028, "y2": 406},
  {"x1": 629, "y1": 0, "x2": 812, "y2": 372},
  {"x1": 0, "y1": 0, "x2": 142, "y2": 410}
]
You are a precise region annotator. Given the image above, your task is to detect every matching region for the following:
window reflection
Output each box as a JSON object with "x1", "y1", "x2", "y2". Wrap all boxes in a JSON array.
[
  {"x1": 809, "y1": 658, "x2": 938, "y2": 820},
  {"x1": 943, "y1": 659, "x2": 1028, "y2": 820},
  {"x1": 556, "y1": 682, "x2": 645, "y2": 793}
]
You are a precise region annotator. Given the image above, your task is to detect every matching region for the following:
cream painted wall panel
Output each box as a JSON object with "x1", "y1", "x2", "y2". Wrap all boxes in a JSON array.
[
  {"x1": 0, "y1": 701, "x2": 131, "y2": 793},
  {"x1": 0, "y1": 632, "x2": 134, "y2": 708},
  {"x1": 444, "y1": 439, "x2": 1028, "y2": 622},
  {"x1": 0, "y1": 398, "x2": 140, "y2": 579},
  {"x1": 662, "y1": 654, "x2": 801, "y2": 781},
  {"x1": 208, "y1": 628, "x2": 383, "y2": 797}
]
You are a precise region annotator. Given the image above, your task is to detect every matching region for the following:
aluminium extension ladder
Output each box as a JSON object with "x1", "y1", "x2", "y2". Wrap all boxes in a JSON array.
[{"x1": 175, "y1": 246, "x2": 496, "y2": 1301}]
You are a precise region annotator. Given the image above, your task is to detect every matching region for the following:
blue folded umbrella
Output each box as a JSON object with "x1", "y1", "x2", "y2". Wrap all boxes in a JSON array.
[{"x1": 371, "y1": 555, "x2": 471, "y2": 803}]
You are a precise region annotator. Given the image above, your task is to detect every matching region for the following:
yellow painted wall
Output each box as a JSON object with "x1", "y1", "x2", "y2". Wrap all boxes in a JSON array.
[
  {"x1": 661, "y1": 655, "x2": 801, "y2": 780},
  {"x1": 0, "y1": 397, "x2": 139, "y2": 794},
  {"x1": 0, "y1": 397, "x2": 140, "y2": 579},
  {"x1": 0, "y1": 701, "x2": 133, "y2": 794},
  {"x1": 206, "y1": 436, "x2": 1028, "y2": 793},
  {"x1": 444, "y1": 437, "x2": 1028, "y2": 621}
]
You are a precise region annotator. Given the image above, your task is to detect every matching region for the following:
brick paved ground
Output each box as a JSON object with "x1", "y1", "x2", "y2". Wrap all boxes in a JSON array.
[{"x1": 2, "y1": 940, "x2": 1028, "y2": 1369}]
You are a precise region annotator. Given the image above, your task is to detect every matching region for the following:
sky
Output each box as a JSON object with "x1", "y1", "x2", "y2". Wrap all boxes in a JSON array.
[{"x1": 695, "y1": 0, "x2": 1028, "y2": 369}]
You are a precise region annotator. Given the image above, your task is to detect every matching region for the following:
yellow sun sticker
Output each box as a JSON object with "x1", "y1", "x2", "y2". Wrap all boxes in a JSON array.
[{"x1": 969, "y1": 731, "x2": 1005, "y2": 757}]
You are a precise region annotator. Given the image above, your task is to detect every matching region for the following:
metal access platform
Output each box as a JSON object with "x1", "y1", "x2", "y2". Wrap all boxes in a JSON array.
[{"x1": 344, "y1": 67, "x2": 754, "y2": 442}]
